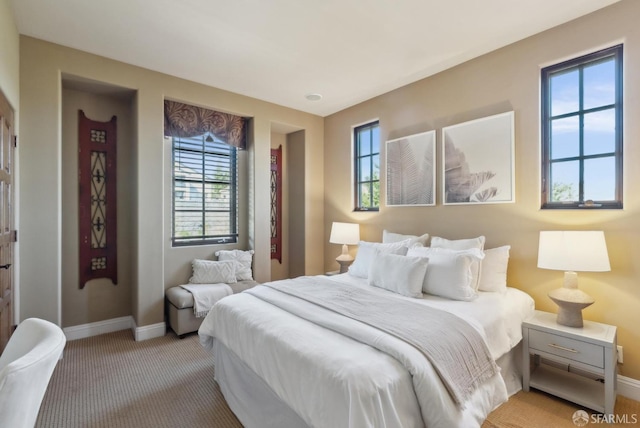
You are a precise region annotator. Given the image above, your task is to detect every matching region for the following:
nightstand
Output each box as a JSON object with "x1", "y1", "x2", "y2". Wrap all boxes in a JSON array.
[
  {"x1": 523, "y1": 310, "x2": 617, "y2": 415},
  {"x1": 325, "y1": 270, "x2": 340, "y2": 276}
]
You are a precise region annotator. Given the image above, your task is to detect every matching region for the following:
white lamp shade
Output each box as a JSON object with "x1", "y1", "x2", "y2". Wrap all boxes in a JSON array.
[
  {"x1": 329, "y1": 222, "x2": 360, "y2": 245},
  {"x1": 537, "y1": 231, "x2": 610, "y2": 272}
]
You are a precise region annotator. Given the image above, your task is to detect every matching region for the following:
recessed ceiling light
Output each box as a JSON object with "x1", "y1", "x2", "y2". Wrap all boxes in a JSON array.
[{"x1": 305, "y1": 93, "x2": 323, "y2": 101}]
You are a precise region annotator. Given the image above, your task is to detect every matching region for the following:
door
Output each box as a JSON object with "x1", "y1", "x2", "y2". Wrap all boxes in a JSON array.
[{"x1": 0, "y1": 90, "x2": 15, "y2": 352}]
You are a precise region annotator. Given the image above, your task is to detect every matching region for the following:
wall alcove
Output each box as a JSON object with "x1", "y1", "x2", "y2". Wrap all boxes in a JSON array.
[
  {"x1": 270, "y1": 124, "x2": 306, "y2": 281},
  {"x1": 60, "y1": 75, "x2": 136, "y2": 328}
]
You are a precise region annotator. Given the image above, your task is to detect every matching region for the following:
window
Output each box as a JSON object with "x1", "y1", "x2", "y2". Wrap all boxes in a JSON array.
[
  {"x1": 354, "y1": 121, "x2": 380, "y2": 211},
  {"x1": 172, "y1": 134, "x2": 238, "y2": 245},
  {"x1": 541, "y1": 45, "x2": 623, "y2": 209}
]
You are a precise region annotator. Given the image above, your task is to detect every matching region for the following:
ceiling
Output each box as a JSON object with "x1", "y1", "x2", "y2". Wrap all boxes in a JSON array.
[{"x1": 10, "y1": 0, "x2": 619, "y2": 117}]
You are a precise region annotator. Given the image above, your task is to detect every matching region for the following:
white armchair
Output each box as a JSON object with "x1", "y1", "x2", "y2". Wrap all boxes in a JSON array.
[{"x1": 0, "y1": 318, "x2": 66, "y2": 428}]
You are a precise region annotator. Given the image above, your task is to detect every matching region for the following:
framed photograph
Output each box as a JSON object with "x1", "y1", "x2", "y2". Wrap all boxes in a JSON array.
[
  {"x1": 386, "y1": 130, "x2": 436, "y2": 207},
  {"x1": 442, "y1": 111, "x2": 515, "y2": 205}
]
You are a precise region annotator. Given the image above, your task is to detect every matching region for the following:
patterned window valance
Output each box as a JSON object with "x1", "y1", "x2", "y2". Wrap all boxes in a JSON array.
[{"x1": 164, "y1": 100, "x2": 247, "y2": 149}]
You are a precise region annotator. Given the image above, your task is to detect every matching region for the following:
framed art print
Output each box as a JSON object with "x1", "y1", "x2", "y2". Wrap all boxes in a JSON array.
[
  {"x1": 442, "y1": 111, "x2": 515, "y2": 205},
  {"x1": 386, "y1": 130, "x2": 436, "y2": 207}
]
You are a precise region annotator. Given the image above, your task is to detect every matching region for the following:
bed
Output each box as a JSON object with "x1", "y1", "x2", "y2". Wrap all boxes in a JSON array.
[{"x1": 199, "y1": 262, "x2": 534, "y2": 428}]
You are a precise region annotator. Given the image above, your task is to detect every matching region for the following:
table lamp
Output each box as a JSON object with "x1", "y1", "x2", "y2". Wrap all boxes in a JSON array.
[
  {"x1": 537, "y1": 231, "x2": 610, "y2": 327},
  {"x1": 329, "y1": 222, "x2": 360, "y2": 273}
]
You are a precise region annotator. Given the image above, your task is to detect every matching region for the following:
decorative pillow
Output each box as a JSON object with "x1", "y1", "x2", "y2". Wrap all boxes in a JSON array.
[
  {"x1": 430, "y1": 236, "x2": 486, "y2": 290},
  {"x1": 216, "y1": 249, "x2": 254, "y2": 281},
  {"x1": 478, "y1": 246, "x2": 510, "y2": 293},
  {"x1": 348, "y1": 240, "x2": 410, "y2": 279},
  {"x1": 407, "y1": 247, "x2": 484, "y2": 301},
  {"x1": 382, "y1": 230, "x2": 429, "y2": 247},
  {"x1": 368, "y1": 253, "x2": 428, "y2": 298},
  {"x1": 430, "y1": 235, "x2": 486, "y2": 251},
  {"x1": 189, "y1": 259, "x2": 237, "y2": 284}
]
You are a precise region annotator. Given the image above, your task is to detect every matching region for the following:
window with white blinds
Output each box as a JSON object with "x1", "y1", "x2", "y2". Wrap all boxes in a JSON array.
[{"x1": 172, "y1": 134, "x2": 238, "y2": 246}]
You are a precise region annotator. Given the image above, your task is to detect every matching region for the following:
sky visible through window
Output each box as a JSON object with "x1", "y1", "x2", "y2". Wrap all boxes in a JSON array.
[
  {"x1": 550, "y1": 57, "x2": 616, "y2": 201},
  {"x1": 355, "y1": 122, "x2": 380, "y2": 209}
]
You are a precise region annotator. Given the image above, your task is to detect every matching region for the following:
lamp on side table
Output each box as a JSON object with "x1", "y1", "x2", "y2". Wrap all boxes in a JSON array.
[
  {"x1": 537, "y1": 230, "x2": 610, "y2": 327},
  {"x1": 329, "y1": 222, "x2": 360, "y2": 273}
]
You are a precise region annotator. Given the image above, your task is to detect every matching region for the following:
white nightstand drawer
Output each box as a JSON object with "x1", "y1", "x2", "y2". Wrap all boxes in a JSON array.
[{"x1": 528, "y1": 329, "x2": 603, "y2": 368}]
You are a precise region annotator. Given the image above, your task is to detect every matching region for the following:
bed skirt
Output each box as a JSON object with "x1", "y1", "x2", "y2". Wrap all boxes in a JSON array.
[
  {"x1": 213, "y1": 338, "x2": 524, "y2": 427},
  {"x1": 213, "y1": 339, "x2": 311, "y2": 428}
]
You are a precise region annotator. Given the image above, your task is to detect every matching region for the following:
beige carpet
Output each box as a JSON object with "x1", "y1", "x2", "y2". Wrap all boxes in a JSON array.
[
  {"x1": 36, "y1": 330, "x2": 242, "y2": 428},
  {"x1": 37, "y1": 330, "x2": 639, "y2": 427}
]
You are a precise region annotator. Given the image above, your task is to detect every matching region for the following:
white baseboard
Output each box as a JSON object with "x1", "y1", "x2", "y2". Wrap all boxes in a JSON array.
[
  {"x1": 63, "y1": 316, "x2": 133, "y2": 341},
  {"x1": 132, "y1": 321, "x2": 166, "y2": 341},
  {"x1": 63, "y1": 317, "x2": 167, "y2": 342},
  {"x1": 618, "y1": 375, "x2": 640, "y2": 401}
]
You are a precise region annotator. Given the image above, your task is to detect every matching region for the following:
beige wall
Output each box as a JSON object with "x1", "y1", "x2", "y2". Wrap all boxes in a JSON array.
[
  {"x1": 19, "y1": 36, "x2": 324, "y2": 330},
  {"x1": 288, "y1": 130, "x2": 307, "y2": 278},
  {"x1": 0, "y1": 0, "x2": 19, "y2": 109},
  {"x1": 60, "y1": 87, "x2": 134, "y2": 327},
  {"x1": 325, "y1": 0, "x2": 640, "y2": 380}
]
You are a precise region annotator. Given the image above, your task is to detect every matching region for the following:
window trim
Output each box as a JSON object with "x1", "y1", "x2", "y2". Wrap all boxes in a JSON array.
[
  {"x1": 353, "y1": 120, "x2": 380, "y2": 212},
  {"x1": 541, "y1": 44, "x2": 623, "y2": 209},
  {"x1": 171, "y1": 135, "x2": 239, "y2": 247}
]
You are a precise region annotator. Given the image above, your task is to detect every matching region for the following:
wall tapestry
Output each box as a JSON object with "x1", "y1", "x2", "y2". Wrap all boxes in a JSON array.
[
  {"x1": 442, "y1": 111, "x2": 515, "y2": 205},
  {"x1": 78, "y1": 110, "x2": 118, "y2": 288},
  {"x1": 386, "y1": 130, "x2": 436, "y2": 206},
  {"x1": 270, "y1": 146, "x2": 282, "y2": 263}
]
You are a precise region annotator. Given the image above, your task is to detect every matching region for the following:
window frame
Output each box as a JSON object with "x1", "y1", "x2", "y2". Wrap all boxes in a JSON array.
[
  {"x1": 171, "y1": 134, "x2": 239, "y2": 246},
  {"x1": 541, "y1": 44, "x2": 623, "y2": 209},
  {"x1": 353, "y1": 121, "x2": 380, "y2": 211}
]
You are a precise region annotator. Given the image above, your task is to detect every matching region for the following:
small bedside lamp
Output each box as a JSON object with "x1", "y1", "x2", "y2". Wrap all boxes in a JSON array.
[
  {"x1": 329, "y1": 222, "x2": 360, "y2": 273},
  {"x1": 537, "y1": 231, "x2": 610, "y2": 328}
]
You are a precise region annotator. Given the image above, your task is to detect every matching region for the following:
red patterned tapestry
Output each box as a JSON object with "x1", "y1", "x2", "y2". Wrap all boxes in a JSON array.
[
  {"x1": 78, "y1": 110, "x2": 118, "y2": 288},
  {"x1": 163, "y1": 100, "x2": 247, "y2": 149},
  {"x1": 270, "y1": 146, "x2": 282, "y2": 263}
]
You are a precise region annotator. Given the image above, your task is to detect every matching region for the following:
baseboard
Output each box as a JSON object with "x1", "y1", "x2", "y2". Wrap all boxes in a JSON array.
[
  {"x1": 132, "y1": 321, "x2": 166, "y2": 341},
  {"x1": 63, "y1": 317, "x2": 167, "y2": 342},
  {"x1": 63, "y1": 316, "x2": 133, "y2": 341},
  {"x1": 618, "y1": 375, "x2": 640, "y2": 401}
]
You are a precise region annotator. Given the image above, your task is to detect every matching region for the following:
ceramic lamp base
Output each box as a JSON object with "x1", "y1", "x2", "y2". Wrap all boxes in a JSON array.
[
  {"x1": 548, "y1": 294, "x2": 594, "y2": 328},
  {"x1": 335, "y1": 244, "x2": 354, "y2": 274},
  {"x1": 336, "y1": 259, "x2": 352, "y2": 274}
]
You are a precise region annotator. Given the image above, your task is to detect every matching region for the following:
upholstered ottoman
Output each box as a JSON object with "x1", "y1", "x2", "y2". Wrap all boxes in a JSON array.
[{"x1": 166, "y1": 280, "x2": 258, "y2": 338}]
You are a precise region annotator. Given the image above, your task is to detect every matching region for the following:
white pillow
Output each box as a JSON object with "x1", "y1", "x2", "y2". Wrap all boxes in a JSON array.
[
  {"x1": 431, "y1": 236, "x2": 486, "y2": 290},
  {"x1": 382, "y1": 230, "x2": 430, "y2": 247},
  {"x1": 216, "y1": 249, "x2": 254, "y2": 281},
  {"x1": 478, "y1": 246, "x2": 510, "y2": 293},
  {"x1": 189, "y1": 259, "x2": 237, "y2": 284},
  {"x1": 368, "y1": 253, "x2": 428, "y2": 298},
  {"x1": 430, "y1": 235, "x2": 486, "y2": 251},
  {"x1": 407, "y1": 247, "x2": 484, "y2": 301},
  {"x1": 348, "y1": 240, "x2": 410, "y2": 279}
]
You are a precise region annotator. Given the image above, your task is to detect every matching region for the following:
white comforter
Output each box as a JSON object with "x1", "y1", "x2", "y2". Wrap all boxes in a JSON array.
[{"x1": 199, "y1": 274, "x2": 534, "y2": 428}]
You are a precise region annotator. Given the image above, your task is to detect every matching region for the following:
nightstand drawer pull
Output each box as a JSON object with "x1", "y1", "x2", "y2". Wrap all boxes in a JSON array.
[
  {"x1": 528, "y1": 329, "x2": 604, "y2": 368},
  {"x1": 548, "y1": 343, "x2": 578, "y2": 353}
]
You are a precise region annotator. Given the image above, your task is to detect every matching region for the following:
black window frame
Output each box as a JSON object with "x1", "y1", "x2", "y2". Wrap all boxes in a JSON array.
[
  {"x1": 353, "y1": 121, "x2": 380, "y2": 211},
  {"x1": 172, "y1": 134, "x2": 238, "y2": 246},
  {"x1": 541, "y1": 44, "x2": 623, "y2": 209}
]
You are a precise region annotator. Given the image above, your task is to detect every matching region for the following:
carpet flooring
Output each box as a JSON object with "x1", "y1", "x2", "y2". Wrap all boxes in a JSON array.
[
  {"x1": 36, "y1": 330, "x2": 640, "y2": 428},
  {"x1": 36, "y1": 330, "x2": 241, "y2": 428}
]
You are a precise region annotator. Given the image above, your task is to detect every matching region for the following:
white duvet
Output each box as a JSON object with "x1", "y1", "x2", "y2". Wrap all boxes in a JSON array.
[{"x1": 199, "y1": 274, "x2": 534, "y2": 428}]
